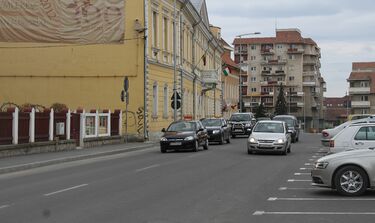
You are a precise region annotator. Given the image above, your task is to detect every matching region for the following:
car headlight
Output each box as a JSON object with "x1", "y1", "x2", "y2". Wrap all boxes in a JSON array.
[
  {"x1": 276, "y1": 138, "x2": 285, "y2": 144},
  {"x1": 184, "y1": 136, "x2": 194, "y2": 141},
  {"x1": 245, "y1": 123, "x2": 252, "y2": 127},
  {"x1": 160, "y1": 137, "x2": 168, "y2": 142},
  {"x1": 212, "y1": 130, "x2": 220, "y2": 134},
  {"x1": 314, "y1": 162, "x2": 329, "y2": 169},
  {"x1": 249, "y1": 137, "x2": 257, "y2": 143}
]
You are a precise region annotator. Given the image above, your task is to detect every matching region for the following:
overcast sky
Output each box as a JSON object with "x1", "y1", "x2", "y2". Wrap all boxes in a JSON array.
[{"x1": 206, "y1": 0, "x2": 375, "y2": 97}]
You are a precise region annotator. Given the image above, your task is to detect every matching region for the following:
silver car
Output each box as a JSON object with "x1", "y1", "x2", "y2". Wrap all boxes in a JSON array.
[
  {"x1": 311, "y1": 148, "x2": 375, "y2": 196},
  {"x1": 247, "y1": 121, "x2": 291, "y2": 155}
]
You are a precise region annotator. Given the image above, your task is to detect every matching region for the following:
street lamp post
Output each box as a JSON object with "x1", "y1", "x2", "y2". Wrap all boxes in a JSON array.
[{"x1": 236, "y1": 32, "x2": 261, "y2": 113}]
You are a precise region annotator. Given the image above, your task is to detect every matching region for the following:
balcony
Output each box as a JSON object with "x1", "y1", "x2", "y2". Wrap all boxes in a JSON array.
[
  {"x1": 261, "y1": 59, "x2": 287, "y2": 65},
  {"x1": 297, "y1": 102, "x2": 304, "y2": 107},
  {"x1": 261, "y1": 70, "x2": 271, "y2": 75},
  {"x1": 303, "y1": 81, "x2": 316, "y2": 87},
  {"x1": 303, "y1": 60, "x2": 316, "y2": 65},
  {"x1": 264, "y1": 102, "x2": 274, "y2": 107},
  {"x1": 261, "y1": 48, "x2": 274, "y2": 55},
  {"x1": 349, "y1": 87, "x2": 370, "y2": 95},
  {"x1": 261, "y1": 92, "x2": 274, "y2": 96},
  {"x1": 303, "y1": 71, "x2": 316, "y2": 77},
  {"x1": 352, "y1": 101, "x2": 371, "y2": 108},
  {"x1": 275, "y1": 70, "x2": 286, "y2": 75},
  {"x1": 287, "y1": 48, "x2": 305, "y2": 54},
  {"x1": 202, "y1": 70, "x2": 219, "y2": 84}
]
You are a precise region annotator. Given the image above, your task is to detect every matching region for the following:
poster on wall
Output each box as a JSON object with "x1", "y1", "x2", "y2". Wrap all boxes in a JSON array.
[{"x1": 0, "y1": 0, "x2": 125, "y2": 44}]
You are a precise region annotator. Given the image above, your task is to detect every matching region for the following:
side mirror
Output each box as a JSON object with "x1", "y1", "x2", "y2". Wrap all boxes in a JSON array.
[
  {"x1": 161, "y1": 128, "x2": 166, "y2": 132},
  {"x1": 287, "y1": 130, "x2": 293, "y2": 134}
]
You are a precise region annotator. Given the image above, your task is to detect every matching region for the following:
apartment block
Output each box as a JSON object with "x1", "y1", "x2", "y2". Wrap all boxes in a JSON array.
[
  {"x1": 347, "y1": 62, "x2": 375, "y2": 115},
  {"x1": 233, "y1": 28, "x2": 326, "y2": 130}
]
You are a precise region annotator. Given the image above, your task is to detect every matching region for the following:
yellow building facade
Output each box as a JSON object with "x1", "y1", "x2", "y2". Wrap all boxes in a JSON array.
[{"x1": 0, "y1": 0, "x2": 223, "y2": 140}]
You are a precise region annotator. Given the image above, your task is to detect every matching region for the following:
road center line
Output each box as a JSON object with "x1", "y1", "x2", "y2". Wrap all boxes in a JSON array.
[
  {"x1": 135, "y1": 164, "x2": 160, "y2": 172},
  {"x1": 294, "y1": 173, "x2": 311, "y2": 176},
  {"x1": 44, "y1": 184, "x2": 88, "y2": 197},
  {"x1": 0, "y1": 204, "x2": 10, "y2": 210},
  {"x1": 253, "y1": 211, "x2": 375, "y2": 216},
  {"x1": 268, "y1": 197, "x2": 375, "y2": 201}
]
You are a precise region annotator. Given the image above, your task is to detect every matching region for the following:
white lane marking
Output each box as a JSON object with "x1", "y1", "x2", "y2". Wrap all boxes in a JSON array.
[
  {"x1": 268, "y1": 197, "x2": 375, "y2": 201},
  {"x1": 0, "y1": 204, "x2": 10, "y2": 209},
  {"x1": 287, "y1": 179, "x2": 311, "y2": 182},
  {"x1": 294, "y1": 173, "x2": 310, "y2": 176},
  {"x1": 135, "y1": 164, "x2": 160, "y2": 172},
  {"x1": 300, "y1": 167, "x2": 312, "y2": 170},
  {"x1": 312, "y1": 156, "x2": 320, "y2": 158},
  {"x1": 278, "y1": 187, "x2": 321, "y2": 191},
  {"x1": 253, "y1": 211, "x2": 375, "y2": 216},
  {"x1": 44, "y1": 184, "x2": 88, "y2": 197},
  {"x1": 309, "y1": 159, "x2": 315, "y2": 161},
  {"x1": 304, "y1": 163, "x2": 313, "y2": 166}
]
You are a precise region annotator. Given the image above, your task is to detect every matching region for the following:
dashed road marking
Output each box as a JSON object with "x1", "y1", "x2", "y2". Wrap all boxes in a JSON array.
[
  {"x1": 304, "y1": 163, "x2": 313, "y2": 166},
  {"x1": 278, "y1": 187, "x2": 322, "y2": 191},
  {"x1": 300, "y1": 167, "x2": 312, "y2": 170},
  {"x1": 253, "y1": 211, "x2": 375, "y2": 216},
  {"x1": 294, "y1": 173, "x2": 310, "y2": 176},
  {"x1": 0, "y1": 204, "x2": 10, "y2": 210},
  {"x1": 268, "y1": 197, "x2": 375, "y2": 201},
  {"x1": 135, "y1": 164, "x2": 160, "y2": 172},
  {"x1": 44, "y1": 184, "x2": 88, "y2": 197},
  {"x1": 287, "y1": 179, "x2": 311, "y2": 182}
]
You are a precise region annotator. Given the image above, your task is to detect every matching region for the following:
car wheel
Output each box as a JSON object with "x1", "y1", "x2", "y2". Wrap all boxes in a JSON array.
[
  {"x1": 161, "y1": 147, "x2": 167, "y2": 153},
  {"x1": 219, "y1": 134, "x2": 224, "y2": 145},
  {"x1": 334, "y1": 166, "x2": 368, "y2": 196},
  {"x1": 203, "y1": 139, "x2": 209, "y2": 150},
  {"x1": 193, "y1": 140, "x2": 199, "y2": 152}
]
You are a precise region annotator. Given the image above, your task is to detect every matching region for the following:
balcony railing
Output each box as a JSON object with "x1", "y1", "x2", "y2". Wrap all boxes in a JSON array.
[
  {"x1": 303, "y1": 71, "x2": 316, "y2": 77},
  {"x1": 349, "y1": 87, "x2": 371, "y2": 95},
  {"x1": 303, "y1": 81, "x2": 316, "y2": 87},
  {"x1": 352, "y1": 101, "x2": 371, "y2": 108},
  {"x1": 260, "y1": 49, "x2": 274, "y2": 55},
  {"x1": 303, "y1": 60, "x2": 316, "y2": 65},
  {"x1": 287, "y1": 48, "x2": 305, "y2": 54}
]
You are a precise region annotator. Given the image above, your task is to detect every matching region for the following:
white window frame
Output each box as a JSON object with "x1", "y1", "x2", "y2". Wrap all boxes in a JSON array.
[
  {"x1": 153, "y1": 83, "x2": 159, "y2": 117},
  {"x1": 163, "y1": 85, "x2": 169, "y2": 118}
]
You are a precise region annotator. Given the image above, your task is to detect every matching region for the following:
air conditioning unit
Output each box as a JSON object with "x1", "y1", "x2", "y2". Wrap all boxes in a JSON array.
[{"x1": 56, "y1": 122, "x2": 65, "y2": 135}]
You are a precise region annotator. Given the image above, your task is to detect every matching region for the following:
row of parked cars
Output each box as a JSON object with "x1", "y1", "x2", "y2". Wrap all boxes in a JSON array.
[
  {"x1": 311, "y1": 116, "x2": 375, "y2": 196},
  {"x1": 160, "y1": 113, "x2": 301, "y2": 156}
]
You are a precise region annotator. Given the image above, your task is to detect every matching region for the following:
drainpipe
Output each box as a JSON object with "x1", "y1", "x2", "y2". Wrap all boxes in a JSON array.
[{"x1": 143, "y1": 0, "x2": 149, "y2": 139}]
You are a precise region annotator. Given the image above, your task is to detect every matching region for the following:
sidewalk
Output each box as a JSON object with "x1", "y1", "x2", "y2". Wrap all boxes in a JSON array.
[{"x1": 0, "y1": 142, "x2": 159, "y2": 174}]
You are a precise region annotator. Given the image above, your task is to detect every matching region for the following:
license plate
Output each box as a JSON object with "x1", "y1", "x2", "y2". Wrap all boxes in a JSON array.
[
  {"x1": 234, "y1": 129, "x2": 243, "y2": 132},
  {"x1": 170, "y1": 142, "x2": 182, "y2": 146}
]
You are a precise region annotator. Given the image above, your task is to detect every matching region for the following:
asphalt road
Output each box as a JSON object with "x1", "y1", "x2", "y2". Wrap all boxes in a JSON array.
[{"x1": 1, "y1": 133, "x2": 375, "y2": 223}]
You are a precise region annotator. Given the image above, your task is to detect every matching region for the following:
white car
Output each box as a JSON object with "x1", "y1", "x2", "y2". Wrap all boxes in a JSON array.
[
  {"x1": 247, "y1": 120, "x2": 291, "y2": 155},
  {"x1": 329, "y1": 123, "x2": 375, "y2": 154},
  {"x1": 321, "y1": 116, "x2": 375, "y2": 146}
]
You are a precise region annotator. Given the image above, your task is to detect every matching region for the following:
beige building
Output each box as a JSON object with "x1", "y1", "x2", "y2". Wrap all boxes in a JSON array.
[
  {"x1": 347, "y1": 62, "x2": 375, "y2": 115},
  {"x1": 233, "y1": 28, "x2": 326, "y2": 130}
]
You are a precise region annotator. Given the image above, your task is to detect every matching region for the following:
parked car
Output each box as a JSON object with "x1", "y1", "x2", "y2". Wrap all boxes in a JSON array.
[
  {"x1": 201, "y1": 118, "x2": 231, "y2": 144},
  {"x1": 273, "y1": 115, "x2": 300, "y2": 143},
  {"x1": 329, "y1": 123, "x2": 375, "y2": 154},
  {"x1": 228, "y1": 112, "x2": 256, "y2": 138},
  {"x1": 311, "y1": 148, "x2": 375, "y2": 196},
  {"x1": 321, "y1": 116, "x2": 375, "y2": 146},
  {"x1": 247, "y1": 120, "x2": 291, "y2": 155},
  {"x1": 160, "y1": 120, "x2": 208, "y2": 153},
  {"x1": 256, "y1": 117, "x2": 271, "y2": 122}
]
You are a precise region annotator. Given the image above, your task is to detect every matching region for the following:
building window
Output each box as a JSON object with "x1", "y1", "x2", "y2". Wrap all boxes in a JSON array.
[
  {"x1": 163, "y1": 16, "x2": 168, "y2": 51},
  {"x1": 250, "y1": 67, "x2": 256, "y2": 71},
  {"x1": 289, "y1": 76, "x2": 295, "y2": 81},
  {"x1": 163, "y1": 85, "x2": 168, "y2": 118},
  {"x1": 250, "y1": 56, "x2": 256, "y2": 60},
  {"x1": 250, "y1": 77, "x2": 256, "y2": 82},
  {"x1": 152, "y1": 11, "x2": 158, "y2": 48},
  {"x1": 361, "y1": 96, "x2": 369, "y2": 101},
  {"x1": 251, "y1": 88, "x2": 257, "y2": 92},
  {"x1": 152, "y1": 83, "x2": 158, "y2": 117},
  {"x1": 289, "y1": 55, "x2": 295, "y2": 60},
  {"x1": 277, "y1": 44, "x2": 283, "y2": 49},
  {"x1": 361, "y1": 82, "x2": 369, "y2": 87},
  {"x1": 251, "y1": 45, "x2": 256, "y2": 50}
]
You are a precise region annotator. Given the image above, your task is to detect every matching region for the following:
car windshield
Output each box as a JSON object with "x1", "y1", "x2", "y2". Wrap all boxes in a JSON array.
[
  {"x1": 201, "y1": 119, "x2": 222, "y2": 127},
  {"x1": 167, "y1": 122, "x2": 196, "y2": 132},
  {"x1": 274, "y1": 118, "x2": 294, "y2": 127},
  {"x1": 230, "y1": 114, "x2": 251, "y2": 121},
  {"x1": 253, "y1": 123, "x2": 284, "y2": 133}
]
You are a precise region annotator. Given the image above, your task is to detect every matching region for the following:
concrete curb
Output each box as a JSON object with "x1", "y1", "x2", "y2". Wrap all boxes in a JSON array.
[{"x1": 0, "y1": 143, "x2": 158, "y2": 175}]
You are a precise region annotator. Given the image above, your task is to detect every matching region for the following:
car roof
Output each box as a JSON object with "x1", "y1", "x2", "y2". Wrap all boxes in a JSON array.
[
  {"x1": 257, "y1": 120, "x2": 285, "y2": 124},
  {"x1": 273, "y1": 115, "x2": 297, "y2": 119}
]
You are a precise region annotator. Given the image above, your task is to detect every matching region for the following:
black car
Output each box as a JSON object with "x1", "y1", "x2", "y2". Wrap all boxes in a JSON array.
[
  {"x1": 228, "y1": 113, "x2": 256, "y2": 138},
  {"x1": 201, "y1": 118, "x2": 231, "y2": 144},
  {"x1": 273, "y1": 115, "x2": 300, "y2": 143},
  {"x1": 160, "y1": 120, "x2": 209, "y2": 153}
]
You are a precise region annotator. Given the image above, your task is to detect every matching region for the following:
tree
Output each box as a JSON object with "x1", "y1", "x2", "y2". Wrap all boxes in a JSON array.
[
  {"x1": 254, "y1": 102, "x2": 266, "y2": 118},
  {"x1": 275, "y1": 84, "x2": 287, "y2": 115}
]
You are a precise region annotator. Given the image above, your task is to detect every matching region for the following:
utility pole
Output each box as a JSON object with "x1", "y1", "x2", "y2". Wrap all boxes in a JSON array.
[{"x1": 173, "y1": 0, "x2": 177, "y2": 121}]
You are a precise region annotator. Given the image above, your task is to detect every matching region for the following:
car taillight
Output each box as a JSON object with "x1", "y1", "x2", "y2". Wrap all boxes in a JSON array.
[
  {"x1": 322, "y1": 131, "x2": 329, "y2": 138},
  {"x1": 329, "y1": 140, "x2": 334, "y2": 147}
]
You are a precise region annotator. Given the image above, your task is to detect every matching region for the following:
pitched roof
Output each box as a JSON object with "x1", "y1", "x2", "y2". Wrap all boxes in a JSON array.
[{"x1": 232, "y1": 29, "x2": 317, "y2": 46}]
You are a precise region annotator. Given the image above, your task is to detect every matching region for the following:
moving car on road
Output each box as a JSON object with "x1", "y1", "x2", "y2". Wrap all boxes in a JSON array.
[
  {"x1": 311, "y1": 148, "x2": 375, "y2": 196},
  {"x1": 160, "y1": 120, "x2": 208, "y2": 153},
  {"x1": 201, "y1": 118, "x2": 231, "y2": 144},
  {"x1": 228, "y1": 112, "x2": 255, "y2": 138},
  {"x1": 329, "y1": 123, "x2": 375, "y2": 154},
  {"x1": 247, "y1": 120, "x2": 291, "y2": 155},
  {"x1": 273, "y1": 115, "x2": 300, "y2": 143}
]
